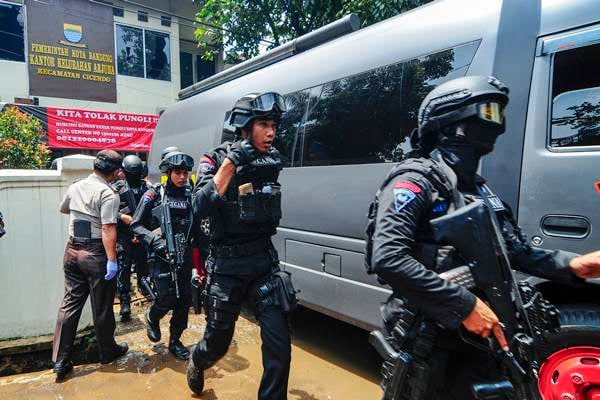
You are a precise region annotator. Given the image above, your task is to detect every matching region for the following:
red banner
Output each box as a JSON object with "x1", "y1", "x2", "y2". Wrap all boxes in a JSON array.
[{"x1": 47, "y1": 107, "x2": 157, "y2": 151}]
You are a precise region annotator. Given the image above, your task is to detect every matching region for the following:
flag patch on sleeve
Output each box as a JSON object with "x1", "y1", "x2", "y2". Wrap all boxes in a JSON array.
[{"x1": 393, "y1": 181, "x2": 421, "y2": 213}]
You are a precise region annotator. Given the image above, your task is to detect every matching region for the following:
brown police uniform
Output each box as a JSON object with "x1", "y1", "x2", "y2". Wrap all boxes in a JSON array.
[{"x1": 52, "y1": 173, "x2": 122, "y2": 363}]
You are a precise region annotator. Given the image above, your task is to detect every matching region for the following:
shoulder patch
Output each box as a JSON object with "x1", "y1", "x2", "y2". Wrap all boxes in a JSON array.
[
  {"x1": 142, "y1": 189, "x2": 156, "y2": 205},
  {"x1": 198, "y1": 155, "x2": 216, "y2": 174},
  {"x1": 393, "y1": 182, "x2": 420, "y2": 213},
  {"x1": 394, "y1": 181, "x2": 422, "y2": 193}
]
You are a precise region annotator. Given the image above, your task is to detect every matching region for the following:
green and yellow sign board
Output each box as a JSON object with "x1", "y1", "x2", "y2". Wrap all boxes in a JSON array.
[{"x1": 25, "y1": 0, "x2": 117, "y2": 103}]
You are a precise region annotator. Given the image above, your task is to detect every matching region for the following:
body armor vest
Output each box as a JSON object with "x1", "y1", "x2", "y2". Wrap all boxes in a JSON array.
[{"x1": 210, "y1": 143, "x2": 283, "y2": 242}]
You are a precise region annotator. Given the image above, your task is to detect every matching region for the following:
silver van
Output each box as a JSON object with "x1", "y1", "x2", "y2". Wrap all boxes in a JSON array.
[{"x1": 149, "y1": 0, "x2": 600, "y2": 330}]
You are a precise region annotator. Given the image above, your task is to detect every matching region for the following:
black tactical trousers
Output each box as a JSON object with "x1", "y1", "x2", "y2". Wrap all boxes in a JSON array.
[
  {"x1": 148, "y1": 257, "x2": 192, "y2": 341},
  {"x1": 116, "y1": 238, "x2": 148, "y2": 298},
  {"x1": 191, "y1": 251, "x2": 291, "y2": 400},
  {"x1": 425, "y1": 331, "x2": 505, "y2": 399}
]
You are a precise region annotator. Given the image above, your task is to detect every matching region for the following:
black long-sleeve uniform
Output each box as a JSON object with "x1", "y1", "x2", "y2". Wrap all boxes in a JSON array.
[
  {"x1": 370, "y1": 155, "x2": 583, "y2": 399},
  {"x1": 372, "y1": 166, "x2": 581, "y2": 329},
  {"x1": 130, "y1": 182, "x2": 194, "y2": 341}
]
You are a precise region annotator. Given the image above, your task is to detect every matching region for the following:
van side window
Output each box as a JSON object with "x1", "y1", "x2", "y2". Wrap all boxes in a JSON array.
[
  {"x1": 550, "y1": 43, "x2": 600, "y2": 147},
  {"x1": 274, "y1": 90, "x2": 309, "y2": 167},
  {"x1": 297, "y1": 41, "x2": 479, "y2": 166}
]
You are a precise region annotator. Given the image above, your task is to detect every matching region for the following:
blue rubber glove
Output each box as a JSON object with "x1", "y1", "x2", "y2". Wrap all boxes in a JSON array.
[{"x1": 105, "y1": 259, "x2": 118, "y2": 280}]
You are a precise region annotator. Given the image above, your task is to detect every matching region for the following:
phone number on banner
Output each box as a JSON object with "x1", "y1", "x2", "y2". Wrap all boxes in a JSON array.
[{"x1": 56, "y1": 135, "x2": 117, "y2": 144}]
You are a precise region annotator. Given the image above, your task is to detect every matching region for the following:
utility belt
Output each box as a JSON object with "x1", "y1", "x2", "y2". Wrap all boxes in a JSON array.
[
  {"x1": 210, "y1": 237, "x2": 270, "y2": 259},
  {"x1": 69, "y1": 236, "x2": 102, "y2": 245}
]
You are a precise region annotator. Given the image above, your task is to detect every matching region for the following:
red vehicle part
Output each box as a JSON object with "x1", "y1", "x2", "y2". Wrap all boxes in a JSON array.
[{"x1": 539, "y1": 346, "x2": 600, "y2": 400}]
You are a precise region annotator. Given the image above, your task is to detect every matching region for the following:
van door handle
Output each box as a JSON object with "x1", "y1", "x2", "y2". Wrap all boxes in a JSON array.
[{"x1": 541, "y1": 215, "x2": 590, "y2": 239}]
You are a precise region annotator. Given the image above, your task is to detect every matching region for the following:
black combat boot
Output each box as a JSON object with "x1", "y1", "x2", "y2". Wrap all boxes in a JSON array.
[
  {"x1": 169, "y1": 338, "x2": 190, "y2": 360},
  {"x1": 145, "y1": 310, "x2": 161, "y2": 342},
  {"x1": 100, "y1": 342, "x2": 129, "y2": 364},
  {"x1": 53, "y1": 359, "x2": 73, "y2": 380},
  {"x1": 187, "y1": 355, "x2": 204, "y2": 395},
  {"x1": 119, "y1": 295, "x2": 131, "y2": 322}
]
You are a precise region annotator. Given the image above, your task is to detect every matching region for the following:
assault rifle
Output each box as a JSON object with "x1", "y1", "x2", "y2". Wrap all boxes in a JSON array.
[
  {"x1": 430, "y1": 200, "x2": 560, "y2": 400},
  {"x1": 152, "y1": 195, "x2": 188, "y2": 299}
]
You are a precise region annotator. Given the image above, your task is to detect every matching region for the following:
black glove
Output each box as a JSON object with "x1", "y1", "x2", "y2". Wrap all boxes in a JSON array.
[{"x1": 227, "y1": 139, "x2": 258, "y2": 166}]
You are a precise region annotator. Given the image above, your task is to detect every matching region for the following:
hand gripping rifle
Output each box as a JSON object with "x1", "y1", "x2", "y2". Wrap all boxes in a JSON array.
[{"x1": 430, "y1": 200, "x2": 560, "y2": 400}]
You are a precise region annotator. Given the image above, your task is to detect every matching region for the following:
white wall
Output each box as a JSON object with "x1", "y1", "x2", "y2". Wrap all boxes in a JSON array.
[
  {"x1": 0, "y1": 155, "x2": 95, "y2": 340},
  {"x1": 0, "y1": 61, "x2": 28, "y2": 104}
]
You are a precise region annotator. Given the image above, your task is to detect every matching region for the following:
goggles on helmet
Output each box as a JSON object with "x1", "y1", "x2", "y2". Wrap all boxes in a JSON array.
[
  {"x1": 420, "y1": 101, "x2": 506, "y2": 134},
  {"x1": 250, "y1": 92, "x2": 287, "y2": 114},
  {"x1": 162, "y1": 153, "x2": 194, "y2": 171},
  {"x1": 477, "y1": 102, "x2": 504, "y2": 125}
]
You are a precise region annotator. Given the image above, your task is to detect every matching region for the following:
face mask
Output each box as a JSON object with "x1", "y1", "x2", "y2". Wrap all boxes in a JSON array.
[
  {"x1": 463, "y1": 120, "x2": 502, "y2": 156},
  {"x1": 125, "y1": 173, "x2": 142, "y2": 188},
  {"x1": 438, "y1": 140, "x2": 480, "y2": 190}
]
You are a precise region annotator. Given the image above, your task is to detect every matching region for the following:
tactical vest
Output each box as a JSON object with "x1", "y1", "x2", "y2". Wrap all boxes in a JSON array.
[
  {"x1": 364, "y1": 155, "x2": 460, "y2": 275},
  {"x1": 210, "y1": 143, "x2": 283, "y2": 241},
  {"x1": 158, "y1": 184, "x2": 194, "y2": 238}
]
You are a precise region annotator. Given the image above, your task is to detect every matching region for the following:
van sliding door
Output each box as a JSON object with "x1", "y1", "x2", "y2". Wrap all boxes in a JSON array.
[{"x1": 519, "y1": 24, "x2": 600, "y2": 254}]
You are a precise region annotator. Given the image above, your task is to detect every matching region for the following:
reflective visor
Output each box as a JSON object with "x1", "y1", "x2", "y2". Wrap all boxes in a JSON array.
[
  {"x1": 164, "y1": 153, "x2": 194, "y2": 170},
  {"x1": 477, "y1": 102, "x2": 505, "y2": 125},
  {"x1": 251, "y1": 92, "x2": 287, "y2": 113}
]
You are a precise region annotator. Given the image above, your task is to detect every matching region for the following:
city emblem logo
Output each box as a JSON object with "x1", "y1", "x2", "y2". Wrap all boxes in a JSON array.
[{"x1": 63, "y1": 23, "x2": 83, "y2": 43}]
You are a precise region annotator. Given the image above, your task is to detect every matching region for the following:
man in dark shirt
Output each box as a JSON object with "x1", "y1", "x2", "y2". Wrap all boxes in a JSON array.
[{"x1": 187, "y1": 92, "x2": 294, "y2": 400}]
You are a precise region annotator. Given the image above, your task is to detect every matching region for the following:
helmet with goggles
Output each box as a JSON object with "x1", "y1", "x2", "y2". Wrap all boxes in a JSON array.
[
  {"x1": 412, "y1": 76, "x2": 509, "y2": 149},
  {"x1": 159, "y1": 151, "x2": 194, "y2": 173},
  {"x1": 229, "y1": 92, "x2": 287, "y2": 130}
]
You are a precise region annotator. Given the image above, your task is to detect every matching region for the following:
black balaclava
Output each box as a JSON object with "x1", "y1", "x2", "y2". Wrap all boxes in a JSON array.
[
  {"x1": 125, "y1": 171, "x2": 142, "y2": 188},
  {"x1": 437, "y1": 121, "x2": 501, "y2": 190}
]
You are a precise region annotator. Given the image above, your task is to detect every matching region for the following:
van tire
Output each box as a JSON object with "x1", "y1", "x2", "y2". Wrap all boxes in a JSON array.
[
  {"x1": 540, "y1": 304, "x2": 600, "y2": 358},
  {"x1": 558, "y1": 303, "x2": 600, "y2": 328}
]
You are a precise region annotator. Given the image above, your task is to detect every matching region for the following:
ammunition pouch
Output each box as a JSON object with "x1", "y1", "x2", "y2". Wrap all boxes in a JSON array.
[
  {"x1": 155, "y1": 272, "x2": 176, "y2": 297},
  {"x1": 239, "y1": 190, "x2": 282, "y2": 224}
]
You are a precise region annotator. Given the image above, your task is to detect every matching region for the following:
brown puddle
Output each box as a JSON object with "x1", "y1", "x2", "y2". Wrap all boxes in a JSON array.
[{"x1": 0, "y1": 306, "x2": 382, "y2": 399}]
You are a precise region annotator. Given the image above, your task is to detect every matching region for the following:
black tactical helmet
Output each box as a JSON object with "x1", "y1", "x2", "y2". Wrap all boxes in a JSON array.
[
  {"x1": 229, "y1": 92, "x2": 287, "y2": 130},
  {"x1": 94, "y1": 150, "x2": 123, "y2": 173},
  {"x1": 159, "y1": 151, "x2": 194, "y2": 173},
  {"x1": 160, "y1": 146, "x2": 180, "y2": 160},
  {"x1": 413, "y1": 76, "x2": 509, "y2": 148},
  {"x1": 141, "y1": 161, "x2": 148, "y2": 178},
  {"x1": 122, "y1": 155, "x2": 143, "y2": 175}
]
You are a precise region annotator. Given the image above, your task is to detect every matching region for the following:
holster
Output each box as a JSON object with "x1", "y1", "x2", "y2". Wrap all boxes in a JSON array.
[{"x1": 272, "y1": 270, "x2": 298, "y2": 314}]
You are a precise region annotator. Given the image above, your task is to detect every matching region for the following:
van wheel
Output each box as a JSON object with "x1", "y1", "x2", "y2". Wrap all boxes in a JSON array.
[{"x1": 538, "y1": 322, "x2": 600, "y2": 400}]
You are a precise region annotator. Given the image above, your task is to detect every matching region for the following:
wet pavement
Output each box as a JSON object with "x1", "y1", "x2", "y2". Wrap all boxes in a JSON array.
[{"x1": 0, "y1": 304, "x2": 382, "y2": 399}]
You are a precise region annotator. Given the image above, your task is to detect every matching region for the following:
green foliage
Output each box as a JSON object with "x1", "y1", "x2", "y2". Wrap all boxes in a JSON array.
[
  {"x1": 194, "y1": 0, "x2": 431, "y2": 63},
  {"x1": 0, "y1": 107, "x2": 50, "y2": 169}
]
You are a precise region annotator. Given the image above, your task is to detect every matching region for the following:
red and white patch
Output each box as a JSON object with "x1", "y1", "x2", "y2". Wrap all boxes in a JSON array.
[{"x1": 394, "y1": 181, "x2": 422, "y2": 193}]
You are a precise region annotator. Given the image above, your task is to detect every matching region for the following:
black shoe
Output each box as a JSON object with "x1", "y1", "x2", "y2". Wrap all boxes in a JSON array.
[
  {"x1": 100, "y1": 342, "x2": 129, "y2": 364},
  {"x1": 120, "y1": 297, "x2": 131, "y2": 322},
  {"x1": 53, "y1": 359, "x2": 73, "y2": 380},
  {"x1": 169, "y1": 339, "x2": 190, "y2": 360},
  {"x1": 146, "y1": 310, "x2": 161, "y2": 342},
  {"x1": 187, "y1": 356, "x2": 204, "y2": 395}
]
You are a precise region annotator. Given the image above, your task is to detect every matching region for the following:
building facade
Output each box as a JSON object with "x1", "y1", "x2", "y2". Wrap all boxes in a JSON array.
[{"x1": 0, "y1": 0, "x2": 223, "y2": 157}]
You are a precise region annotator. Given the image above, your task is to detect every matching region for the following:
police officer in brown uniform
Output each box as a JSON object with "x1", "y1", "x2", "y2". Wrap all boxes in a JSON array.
[{"x1": 52, "y1": 150, "x2": 129, "y2": 380}]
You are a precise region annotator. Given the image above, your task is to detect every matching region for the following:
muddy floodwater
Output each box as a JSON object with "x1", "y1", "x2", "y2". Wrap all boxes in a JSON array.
[{"x1": 0, "y1": 305, "x2": 382, "y2": 399}]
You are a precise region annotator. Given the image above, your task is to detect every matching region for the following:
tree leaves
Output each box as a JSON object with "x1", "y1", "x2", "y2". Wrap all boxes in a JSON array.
[
  {"x1": 194, "y1": 0, "x2": 431, "y2": 63},
  {"x1": 0, "y1": 107, "x2": 50, "y2": 169}
]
